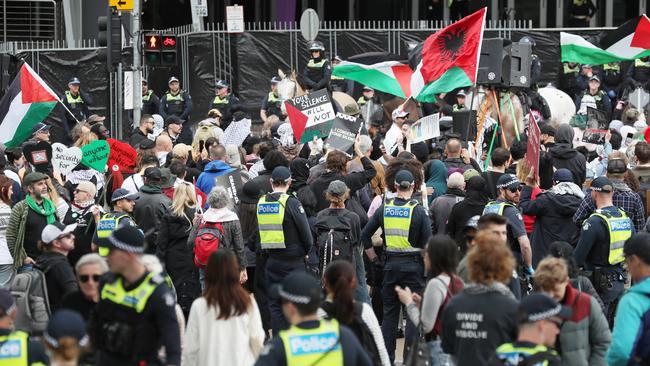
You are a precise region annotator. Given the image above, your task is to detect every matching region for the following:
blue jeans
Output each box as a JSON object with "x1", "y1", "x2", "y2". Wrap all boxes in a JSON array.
[
  {"x1": 429, "y1": 340, "x2": 451, "y2": 366},
  {"x1": 354, "y1": 246, "x2": 371, "y2": 304},
  {"x1": 266, "y1": 257, "x2": 305, "y2": 335},
  {"x1": 381, "y1": 255, "x2": 425, "y2": 363}
]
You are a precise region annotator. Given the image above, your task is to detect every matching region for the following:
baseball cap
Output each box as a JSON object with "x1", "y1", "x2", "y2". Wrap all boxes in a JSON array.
[
  {"x1": 160, "y1": 168, "x2": 175, "y2": 189},
  {"x1": 31, "y1": 122, "x2": 51, "y2": 135},
  {"x1": 552, "y1": 168, "x2": 573, "y2": 183},
  {"x1": 624, "y1": 233, "x2": 650, "y2": 264},
  {"x1": 607, "y1": 158, "x2": 627, "y2": 174},
  {"x1": 589, "y1": 75, "x2": 601, "y2": 83},
  {"x1": 138, "y1": 139, "x2": 155, "y2": 150},
  {"x1": 271, "y1": 166, "x2": 291, "y2": 182},
  {"x1": 276, "y1": 271, "x2": 322, "y2": 305},
  {"x1": 22, "y1": 171, "x2": 49, "y2": 187},
  {"x1": 591, "y1": 176, "x2": 613, "y2": 193},
  {"x1": 0, "y1": 288, "x2": 15, "y2": 317},
  {"x1": 463, "y1": 169, "x2": 480, "y2": 181},
  {"x1": 326, "y1": 180, "x2": 349, "y2": 197},
  {"x1": 41, "y1": 222, "x2": 78, "y2": 244},
  {"x1": 392, "y1": 108, "x2": 409, "y2": 120},
  {"x1": 96, "y1": 225, "x2": 146, "y2": 254},
  {"x1": 496, "y1": 174, "x2": 521, "y2": 190},
  {"x1": 270, "y1": 76, "x2": 281, "y2": 84},
  {"x1": 165, "y1": 115, "x2": 183, "y2": 126},
  {"x1": 216, "y1": 79, "x2": 229, "y2": 89},
  {"x1": 68, "y1": 77, "x2": 81, "y2": 85},
  {"x1": 168, "y1": 76, "x2": 179, "y2": 84},
  {"x1": 518, "y1": 293, "x2": 572, "y2": 324},
  {"x1": 395, "y1": 170, "x2": 415, "y2": 189},
  {"x1": 363, "y1": 86, "x2": 374, "y2": 91},
  {"x1": 44, "y1": 310, "x2": 88, "y2": 348},
  {"x1": 144, "y1": 167, "x2": 162, "y2": 182},
  {"x1": 457, "y1": 89, "x2": 467, "y2": 97},
  {"x1": 111, "y1": 188, "x2": 139, "y2": 203}
]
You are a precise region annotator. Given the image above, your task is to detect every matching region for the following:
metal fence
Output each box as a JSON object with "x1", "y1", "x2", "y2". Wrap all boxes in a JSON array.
[{"x1": 0, "y1": 0, "x2": 58, "y2": 43}]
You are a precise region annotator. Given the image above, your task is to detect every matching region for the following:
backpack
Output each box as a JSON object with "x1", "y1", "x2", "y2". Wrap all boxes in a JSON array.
[
  {"x1": 322, "y1": 301, "x2": 382, "y2": 366},
  {"x1": 315, "y1": 211, "x2": 355, "y2": 275},
  {"x1": 432, "y1": 275, "x2": 464, "y2": 336},
  {"x1": 10, "y1": 268, "x2": 51, "y2": 334},
  {"x1": 193, "y1": 221, "x2": 225, "y2": 268}
]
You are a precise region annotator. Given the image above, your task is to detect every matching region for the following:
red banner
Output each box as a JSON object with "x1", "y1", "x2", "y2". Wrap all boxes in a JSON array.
[{"x1": 526, "y1": 116, "x2": 541, "y2": 180}]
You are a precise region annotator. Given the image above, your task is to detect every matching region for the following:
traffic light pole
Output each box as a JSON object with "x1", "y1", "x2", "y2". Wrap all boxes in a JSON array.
[{"x1": 132, "y1": 0, "x2": 142, "y2": 129}]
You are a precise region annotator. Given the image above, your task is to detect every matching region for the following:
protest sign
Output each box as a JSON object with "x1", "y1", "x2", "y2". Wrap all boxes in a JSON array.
[
  {"x1": 410, "y1": 113, "x2": 440, "y2": 143},
  {"x1": 215, "y1": 169, "x2": 243, "y2": 205},
  {"x1": 52, "y1": 143, "x2": 82, "y2": 175},
  {"x1": 327, "y1": 112, "x2": 361, "y2": 156},
  {"x1": 22, "y1": 141, "x2": 52, "y2": 173},
  {"x1": 582, "y1": 107, "x2": 609, "y2": 145},
  {"x1": 284, "y1": 89, "x2": 336, "y2": 143},
  {"x1": 81, "y1": 140, "x2": 110, "y2": 172},
  {"x1": 383, "y1": 123, "x2": 402, "y2": 154},
  {"x1": 526, "y1": 116, "x2": 541, "y2": 180},
  {"x1": 107, "y1": 138, "x2": 137, "y2": 172}
]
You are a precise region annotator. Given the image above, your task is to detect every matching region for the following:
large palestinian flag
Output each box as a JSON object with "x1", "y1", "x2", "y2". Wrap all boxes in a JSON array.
[
  {"x1": 0, "y1": 63, "x2": 58, "y2": 147},
  {"x1": 332, "y1": 61, "x2": 413, "y2": 98},
  {"x1": 561, "y1": 15, "x2": 650, "y2": 65},
  {"x1": 410, "y1": 7, "x2": 486, "y2": 102}
]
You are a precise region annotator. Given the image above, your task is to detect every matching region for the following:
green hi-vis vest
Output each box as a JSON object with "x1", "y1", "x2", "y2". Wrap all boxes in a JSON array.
[
  {"x1": 635, "y1": 59, "x2": 650, "y2": 68},
  {"x1": 603, "y1": 63, "x2": 621, "y2": 72},
  {"x1": 142, "y1": 90, "x2": 153, "y2": 102},
  {"x1": 257, "y1": 194, "x2": 289, "y2": 249},
  {"x1": 307, "y1": 59, "x2": 326, "y2": 69},
  {"x1": 384, "y1": 199, "x2": 419, "y2": 252},
  {"x1": 496, "y1": 343, "x2": 556, "y2": 366},
  {"x1": 357, "y1": 96, "x2": 366, "y2": 106},
  {"x1": 330, "y1": 74, "x2": 344, "y2": 80},
  {"x1": 483, "y1": 201, "x2": 517, "y2": 216},
  {"x1": 563, "y1": 63, "x2": 580, "y2": 74},
  {"x1": 268, "y1": 92, "x2": 280, "y2": 103},
  {"x1": 65, "y1": 91, "x2": 84, "y2": 106},
  {"x1": 0, "y1": 331, "x2": 29, "y2": 366},
  {"x1": 580, "y1": 90, "x2": 604, "y2": 103},
  {"x1": 96, "y1": 212, "x2": 131, "y2": 257},
  {"x1": 590, "y1": 208, "x2": 633, "y2": 265},
  {"x1": 100, "y1": 272, "x2": 160, "y2": 313},
  {"x1": 452, "y1": 103, "x2": 466, "y2": 111},
  {"x1": 165, "y1": 91, "x2": 185, "y2": 102},
  {"x1": 280, "y1": 319, "x2": 343, "y2": 366},
  {"x1": 212, "y1": 94, "x2": 230, "y2": 105}
]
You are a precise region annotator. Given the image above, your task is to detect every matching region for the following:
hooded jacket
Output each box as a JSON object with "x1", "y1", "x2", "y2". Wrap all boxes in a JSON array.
[
  {"x1": 311, "y1": 156, "x2": 376, "y2": 212},
  {"x1": 549, "y1": 125, "x2": 587, "y2": 187},
  {"x1": 196, "y1": 160, "x2": 236, "y2": 196},
  {"x1": 446, "y1": 176, "x2": 490, "y2": 250},
  {"x1": 133, "y1": 184, "x2": 172, "y2": 250},
  {"x1": 607, "y1": 276, "x2": 650, "y2": 366},
  {"x1": 187, "y1": 207, "x2": 246, "y2": 268},
  {"x1": 35, "y1": 251, "x2": 78, "y2": 311},
  {"x1": 520, "y1": 184, "x2": 584, "y2": 267}
]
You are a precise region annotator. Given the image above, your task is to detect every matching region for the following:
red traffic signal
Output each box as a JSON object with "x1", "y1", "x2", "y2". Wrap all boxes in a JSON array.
[
  {"x1": 145, "y1": 34, "x2": 161, "y2": 50},
  {"x1": 162, "y1": 36, "x2": 176, "y2": 48}
]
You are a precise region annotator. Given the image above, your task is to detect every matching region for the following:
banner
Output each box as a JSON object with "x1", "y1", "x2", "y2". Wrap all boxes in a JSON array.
[
  {"x1": 526, "y1": 116, "x2": 541, "y2": 180},
  {"x1": 284, "y1": 89, "x2": 336, "y2": 143},
  {"x1": 52, "y1": 143, "x2": 82, "y2": 175},
  {"x1": 81, "y1": 140, "x2": 110, "y2": 172},
  {"x1": 582, "y1": 107, "x2": 608, "y2": 145},
  {"x1": 327, "y1": 112, "x2": 361, "y2": 156},
  {"x1": 214, "y1": 169, "x2": 243, "y2": 205},
  {"x1": 108, "y1": 138, "x2": 137, "y2": 172},
  {"x1": 410, "y1": 113, "x2": 441, "y2": 143}
]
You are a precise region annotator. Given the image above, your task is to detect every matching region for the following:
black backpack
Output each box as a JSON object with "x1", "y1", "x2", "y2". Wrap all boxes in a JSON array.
[
  {"x1": 315, "y1": 210, "x2": 355, "y2": 275},
  {"x1": 322, "y1": 302, "x2": 382, "y2": 366}
]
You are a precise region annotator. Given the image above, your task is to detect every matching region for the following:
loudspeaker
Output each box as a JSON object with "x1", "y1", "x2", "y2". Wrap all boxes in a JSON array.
[
  {"x1": 452, "y1": 110, "x2": 477, "y2": 142},
  {"x1": 509, "y1": 42, "x2": 532, "y2": 88},
  {"x1": 477, "y1": 38, "x2": 511, "y2": 87}
]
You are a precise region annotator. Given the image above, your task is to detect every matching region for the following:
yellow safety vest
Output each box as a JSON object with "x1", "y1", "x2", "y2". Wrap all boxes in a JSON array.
[
  {"x1": 96, "y1": 212, "x2": 132, "y2": 257},
  {"x1": 212, "y1": 94, "x2": 230, "y2": 105},
  {"x1": 330, "y1": 74, "x2": 344, "y2": 80},
  {"x1": 267, "y1": 92, "x2": 280, "y2": 103},
  {"x1": 452, "y1": 103, "x2": 466, "y2": 111},
  {"x1": 635, "y1": 59, "x2": 650, "y2": 68},
  {"x1": 581, "y1": 90, "x2": 604, "y2": 103},
  {"x1": 0, "y1": 331, "x2": 29, "y2": 366},
  {"x1": 483, "y1": 200, "x2": 518, "y2": 216},
  {"x1": 257, "y1": 194, "x2": 289, "y2": 249},
  {"x1": 384, "y1": 199, "x2": 419, "y2": 252},
  {"x1": 142, "y1": 90, "x2": 153, "y2": 102},
  {"x1": 590, "y1": 208, "x2": 633, "y2": 265},
  {"x1": 357, "y1": 96, "x2": 366, "y2": 106},
  {"x1": 280, "y1": 319, "x2": 343, "y2": 366},
  {"x1": 603, "y1": 63, "x2": 620, "y2": 72},
  {"x1": 100, "y1": 272, "x2": 160, "y2": 313},
  {"x1": 496, "y1": 343, "x2": 556, "y2": 366},
  {"x1": 563, "y1": 63, "x2": 579, "y2": 74},
  {"x1": 307, "y1": 59, "x2": 326, "y2": 69},
  {"x1": 65, "y1": 91, "x2": 84, "y2": 106},
  {"x1": 165, "y1": 91, "x2": 185, "y2": 102}
]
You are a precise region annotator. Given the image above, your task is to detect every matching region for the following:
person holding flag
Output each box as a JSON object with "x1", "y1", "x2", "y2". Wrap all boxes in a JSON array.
[{"x1": 60, "y1": 77, "x2": 92, "y2": 129}]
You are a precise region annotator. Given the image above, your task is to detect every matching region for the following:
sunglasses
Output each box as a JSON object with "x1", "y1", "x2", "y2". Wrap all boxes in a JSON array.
[
  {"x1": 508, "y1": 186, "x2": 522, "y2": 193},
  {"x1": 79, "y1": 274, "x2": 101, "y2": 283}
]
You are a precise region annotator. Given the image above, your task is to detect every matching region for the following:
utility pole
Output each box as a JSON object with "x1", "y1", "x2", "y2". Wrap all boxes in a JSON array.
[{"x1": 132, "y1": 0, "x2": 142, "y2": 129}]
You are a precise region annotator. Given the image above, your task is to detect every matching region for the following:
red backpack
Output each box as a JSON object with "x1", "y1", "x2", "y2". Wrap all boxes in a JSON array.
[
  {"x1": 193, "y1": 221, "x2": 225, "y2": 268},
  {"x1": 432, "y1": 274, "x2": 464, "y2": 336}
]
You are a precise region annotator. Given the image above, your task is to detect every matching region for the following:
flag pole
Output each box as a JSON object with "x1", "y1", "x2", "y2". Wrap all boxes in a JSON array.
[{"x1": 56, "y1": 98, "x2": 83, "y2": 125}]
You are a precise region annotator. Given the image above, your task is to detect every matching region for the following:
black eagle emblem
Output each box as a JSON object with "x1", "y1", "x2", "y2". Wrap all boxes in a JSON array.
[{"x1": 437, "y1": 26, "x2": 466, "y2": 61}]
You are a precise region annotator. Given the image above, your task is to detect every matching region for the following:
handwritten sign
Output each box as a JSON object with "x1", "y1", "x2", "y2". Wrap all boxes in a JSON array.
[
  {"x1": 410, "y1": 113, "x2": 441, "y2": 143},
  {"x1": 22, "y1": 141, "x2": 52, "y2": 173},
  {"x1": 52, "y1": 143, "x2": 82, "y2": 175},
  {"x1": 285, "y1": 89, "x2": 336, "y2": 143},
  {"x1": 81, "y1": 140, "x2": 110, "y2": 172},
  {"x1": 526, "y1": 115, "x2": 541, "y2": 180},
  {"x1": 107, "y1": 138, "x2": 137, "y2": 172},
  {"x1": 327, "y1": 112, "x2": 361, "y2": 156},
  {"x1": 214, "y1": 169, "x2": 243, "y2": 205}
]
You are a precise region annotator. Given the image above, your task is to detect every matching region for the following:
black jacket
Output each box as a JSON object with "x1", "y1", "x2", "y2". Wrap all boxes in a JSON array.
[
  {"x1": 133, "y1": 184, "x2": 172, "y2": 252},
  {"x1": 35, "y1": 252, "x2": 78, "y2": 311},
  {"x1": 129, "y1": 129, "x2": 148, "y2": 148},
  {"x1": 549, "y1": 144, "x2": 587, "y2": 188},
  {"x1": 311, "y1": 156, "x2": 377, "y2": 212},
  {"x1": 520, "y1": 185, "x2": 583, "y2": 267},
  {"x1": 446, "y1": 176, "x2": 490, "y2": 252}
]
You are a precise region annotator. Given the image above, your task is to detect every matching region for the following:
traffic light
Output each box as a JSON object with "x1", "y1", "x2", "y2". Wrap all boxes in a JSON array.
[
  {"x1": 161, "y1": 35, "x2": 177, "y2": 66},
  {"x1": 98, "y1": 9, "x2": 122, "y2": 69},
  {"x1": 144, "y1": 34, "x2": 162, "y2": 65}
]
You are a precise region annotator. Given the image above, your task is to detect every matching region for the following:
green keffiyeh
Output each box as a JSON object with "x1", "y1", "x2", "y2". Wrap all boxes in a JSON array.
[{"x1": 25, "y1": 195, "x2": 56, "y2": 224}]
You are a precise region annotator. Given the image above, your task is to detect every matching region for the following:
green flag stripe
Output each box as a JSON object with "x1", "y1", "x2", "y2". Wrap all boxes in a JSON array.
[
  {"x1": 415, "y1": 67, "x2": 472, "y2": 103},
  {"x1": 4, "y1": 101, "x2": 57, "y2": 148},
  {"x1": 561, "y1": 44, "x2": 650, "y2": 65},
  {"x1": 333, "y1": 65, "x2": 406, "y2": 98}
]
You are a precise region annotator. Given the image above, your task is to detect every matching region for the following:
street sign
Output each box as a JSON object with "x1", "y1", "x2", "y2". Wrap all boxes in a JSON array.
[
  {"x1": 124, "y1": 71, "x2": 134, "y2": 110},
  {"x1": 226, "y1": 5, "x2": 244, "y2": 33},
  {"x1": 109, "y1": 0, "x2": 133, "y2": 12},
  {"x1": 299, "y1": 9, "x2": 320, "y2": 41}
]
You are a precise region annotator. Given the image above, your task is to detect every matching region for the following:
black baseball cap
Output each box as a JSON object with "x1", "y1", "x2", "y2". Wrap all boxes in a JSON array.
[
  {"x1": 271, "y1": 166, "x2": 291, "y2": 182},
  {"x1": 96, "y1": 225, "x2": 145, "y2": 253},
  {"x1": 144, "y1": 167, "x2": 162, "y2": 182},
  {"x1": 138, "y1": 139, "x2": 155, "y2": 150},
  {"x1": 591, "y1": 176, "x2": 613, "y2": 193},
  {"x1": 552, "y1": 169, "x2": 573, "y2": 183},
  {"x1": 607, "y1": 159, "x2": 627, "y2": 174},
  {"x1": 45, "y1": 310, "x2": 88, "y2": 348},
  {"x1": 395, "y1": 170, "x2": 415, "y2": 188},
  {"x1": 517, "y1": 293, "x2": 572, "y2": 324},
  {"x1": 624, "y1": 233, "x2": 650, "y2": 264},
  {"x1": 275, "y1": 271, "x2": 322, "y2": 305},
  {"x1": 165, "y1": 115, "x2": 183, "y2": 126}
]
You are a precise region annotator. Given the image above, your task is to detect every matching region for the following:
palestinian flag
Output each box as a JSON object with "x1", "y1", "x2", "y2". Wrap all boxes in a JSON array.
[
  {"x1": 410, "y1": 7, "x2": 486, "y2": 103},
  {"x1": 332, "y1": 61, "x2": 413, "y2": 98},
  {"x1": 561, "y1": 15, "x2": 650, "y2": 64},
  {"x1": 0, "y1": 63, "x2": 58, "y2": 147}
]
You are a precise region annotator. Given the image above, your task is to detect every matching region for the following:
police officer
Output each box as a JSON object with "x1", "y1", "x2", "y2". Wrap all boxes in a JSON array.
[
  {"x1": 491, "y1": 293, "x2": 569, "y2": 366},
  {"x1": 361, "y1": 169, "x2": 432, "y2": 363},
  {"x1": 357, "y1": 86, "x2": 374, "y2": 107},
  {"x1": 61, "y1": 77, "x2": 92, "y2": 128},
  {"x1": 141, "y1": 80, "x2": 160, "y2": 116},
  {"x1": 94, "y1": 188, "x2": 139, "y2": 257},
  {"x1": 211, "y1": 79, "x2": 241, "y2": 130},
  {"x1": 91, "y1": 225, "x2": 181, "y2": 366},
  {"x1": 558, "y1": 62, "x2": 582, "y2": 100},
  {"x1": 574, "y1": 176, "x2": 633, "y2": 325},
  {"x1": 568, "y1": 0, "x2": 597, "y2": 27},
  {"x1": 254, "y1": 271, "x2": 372, "y2": 366},
  {"x1": 483, "y1": 175, "x2": 534, "y2": 280},
  {"x1": 601, "y1": 62, "x2": 624, "y2": 101},
  {"x1": 453, "y1": 89, "x2": 467, "y2": 111},
  {"x1": 260, "y1": 76, "x2": 283, "y2": 124},
  {"x1": 303, "y1": 41, "x2": 332, "y2": 92},
  {"x1": 576, "y1": 75, "x2": 612, "y2": 115},
  {"x1": 330, "y1": 55, "x2": 352, "y2": 94},
  {"x1": 626, "y1": 56, "x2": 650, "y2": 91},
  {"x1": 255, "y1": 166, "x2": 313, "y2": 334},
  {"x1": 0, "y1": 288, "x2": 49, "y2": 365},
  {"x1": 159, "y1": 76, "x2": 193, "y2": 122}
]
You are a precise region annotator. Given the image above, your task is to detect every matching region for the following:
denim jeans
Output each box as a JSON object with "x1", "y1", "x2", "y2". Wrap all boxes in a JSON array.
[
  {"x1": 354, "y1": 245, "x2": 371, "y2": 304},
  {"x1": 429, "y1": 340, "x2": 451, "y2": 366}
]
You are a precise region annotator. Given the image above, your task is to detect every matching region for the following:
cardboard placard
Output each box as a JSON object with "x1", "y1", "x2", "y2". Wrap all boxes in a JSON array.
[
  {"x1": 284, "y1": 89, "x2": 336, "y2": 143},
  {"x1": 22, "y1": 141, "x2": 52, "y2": 173},
  {"x1": 107, "y1": 138, "x2": 137, "y2": 172},
  {"x1": 80, "y1": 140, "x2": 110, "y2": 172},
  {"x1": 526, "y1": 116, "x2": 541, "y2": 180},
  {"x1": 382, "y1": 123, "x2": 402, "y2": 154},
  {"x1": 586, "y1": 106, "x2": 608, "y2": 130},
  {"x1": 327, "y1": 112, "x2": 361, "y2": 156},
  {"x1": 214, "y1": 169, "x2": 243, "y2": 205},
  {"x1": 51, "y1": 143, "x2": 82, "y2": 175},
  {"x1": 410, "y1": 113, "x2": 441, "y2": 143}
]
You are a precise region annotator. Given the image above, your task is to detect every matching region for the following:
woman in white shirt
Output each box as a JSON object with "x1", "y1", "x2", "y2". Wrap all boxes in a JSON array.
[
  {"x1": 183, "y1": 248, "x2": 265, "y2": 366},
  {"x1": 0, "y1": 176, "x2": 15, "y2": 287}
]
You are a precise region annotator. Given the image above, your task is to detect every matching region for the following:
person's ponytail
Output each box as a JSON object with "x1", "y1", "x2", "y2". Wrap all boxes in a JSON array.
[{"x1": 324, "y1": 261, "x2": 356, "y2": 325}]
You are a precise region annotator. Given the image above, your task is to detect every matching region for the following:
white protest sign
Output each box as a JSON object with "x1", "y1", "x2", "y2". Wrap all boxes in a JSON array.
[
  {"x1": 51, "y1": 143, "x2": 82, "y2": 175},
  {"x1": 410, "y1": 113, "x2": 440, "y2": 143},
  {"x1": 383, "y1": 123, "x2": 402, "y2": 154}
]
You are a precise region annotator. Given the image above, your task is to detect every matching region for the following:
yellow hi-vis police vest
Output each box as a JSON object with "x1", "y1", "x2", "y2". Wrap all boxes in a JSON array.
[
  {"x1": 165, "y1": 91, "x2": 184, "y2": 101},
  {"x1": 496, "y1": 343, "x2": 556, "y2": 365},
  {"x1": 384, "y1": 199, "x2": 419, "y2": 252},
  {"x1": 603, "y1": 63, "x2": 621, "y2": 72},
  {"x1": 483, "y1": 201, "x2": 517, "y2": 216},
  {"x1": 635, "y1": 59, "x2": 650, "y2": 68},
  {"x1": 280, "y1": 319, "x2": 343, "y2": 366},
  {"x1": 307, "y1": 59, "x2": 326, "y2": 69},
  {"x1": 100, "y1": 272, "x2": 160, "y2": 313},
  {"x1": 0, "y1": 331, "x2": 29, "y2": 366},
  {"x1": 357, "y1": 96, "x2": 367, "y2": 106},
  {"x1": 267, "y1": 92, "x2": 280, "y2": 103},
  {"x1": 590, "y1": 208, "x2": 633, "y2": 265},
  {"x1": 257, "y1": 194, "x2": 289, "y2": 249},
  {"x1": 330, "y1": 74, "x2": 344, "y2": 80},
  {"x1": 96, "y1": 212, "x2": 131, "y2": 257},
  {"x1": 142, "y1": 90, "x2": 153, "y2": 102},
  {"x1": 563, "y1": 63, "x2": 580, "y2": 74},
  {"x1": 212, "y1": 94, "x2": 230, "y2": 105},
  {"x1": 65, "y1": 91, "x2": 83, "y2": 106}
]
